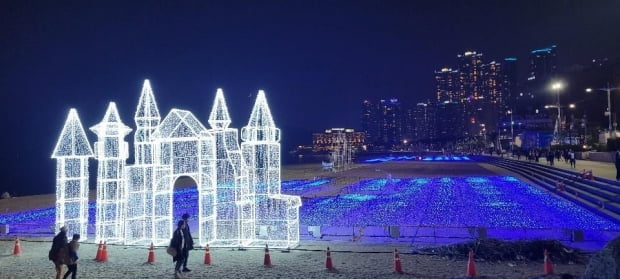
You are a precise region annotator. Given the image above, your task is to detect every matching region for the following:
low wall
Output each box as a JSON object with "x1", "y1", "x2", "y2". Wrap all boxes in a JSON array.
[{"x1": 577, "y1": 152, "x2": 615, "y2": 163}]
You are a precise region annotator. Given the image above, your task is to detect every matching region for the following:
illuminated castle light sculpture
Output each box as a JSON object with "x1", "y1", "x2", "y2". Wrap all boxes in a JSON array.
[{"x1": 52, "y1": 80, "x2": 302, "y2": 248}]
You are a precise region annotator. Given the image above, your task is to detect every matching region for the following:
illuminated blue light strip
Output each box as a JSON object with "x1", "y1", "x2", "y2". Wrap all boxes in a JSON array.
[
  {"x1": 2, "y1": 176, "x2": 619, "y2": 235},
  {"x1": 361, "y1": 155, "x2": 472, "y2": 163}
]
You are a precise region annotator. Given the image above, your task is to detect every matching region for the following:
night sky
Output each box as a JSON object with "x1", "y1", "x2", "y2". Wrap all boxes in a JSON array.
[{"x1": 2, "y1": 1, "x2": 620, "y2": 196}]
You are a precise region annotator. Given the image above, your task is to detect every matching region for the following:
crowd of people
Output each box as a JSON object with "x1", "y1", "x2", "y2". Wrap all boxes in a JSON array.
[{"x1": 508, "y1": 148, "x2": 577, "y2": 168}]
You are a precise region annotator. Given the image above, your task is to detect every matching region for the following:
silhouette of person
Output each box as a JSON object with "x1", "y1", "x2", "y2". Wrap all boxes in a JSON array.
[{"x1": 181, "y1": 213, "x2": 194, "y2": 272}]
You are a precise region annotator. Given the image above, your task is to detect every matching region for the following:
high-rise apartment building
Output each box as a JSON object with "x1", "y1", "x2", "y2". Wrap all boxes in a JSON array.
[
  {"x1": 457, "y1": 51, "x2": 485, "y2": 137},
  {"x1": 502, "y1": 57, "x2": 518, "y2": 109},
  {"x1": 458, "y1": 51, "x2": 484, "y2": 101},
  {"x1": 519, "y1": 45, "x2": 559, "y2": 112},
  {"x1": 412, "y1": 102, "x2": 434, "y2": 142},
  {"x1": 528, "y1": 45, "x2": 558, "y2": 82},
  {"x1": 360, "y1": 100, "x2": 377, "y2": 146},
  {"x1": 378, "y1": 98, "x2": 403, "y2": 147},
  {"x1": 435, "y1": 101, "x2": 463, "y2": 140},
  {"x1": 359, "y1": 98, "x2": 405, "y2": 149},
  {"x1": 435, "y1": 68, "x2": 459, "y2": 103}
]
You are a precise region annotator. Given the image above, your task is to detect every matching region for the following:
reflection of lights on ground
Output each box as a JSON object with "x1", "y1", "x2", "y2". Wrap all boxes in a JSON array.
[
  {"x1": 362, "y1": 155, "x2": 471, "y2": 163},
  {"x1": 3, "y1": 176, "x2": 620, "y2": 239}
]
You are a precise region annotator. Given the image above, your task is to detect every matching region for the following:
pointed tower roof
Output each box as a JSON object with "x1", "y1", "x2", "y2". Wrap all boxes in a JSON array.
[
  {"x1": 90, "y1": 102, "x2": 132, "y2": 137},
  {"x1": 208, "y1": 88, "x2": 232, "y2": 129},
  {"x1": 134, "y1": 79, "x2": 161, "y2": 124},
  {"x1": 242, "y1": 90, "x2": 280, "y2": 142},
  {"x1": 51, "y1": 109, "x2": 94, "y2": 158}
]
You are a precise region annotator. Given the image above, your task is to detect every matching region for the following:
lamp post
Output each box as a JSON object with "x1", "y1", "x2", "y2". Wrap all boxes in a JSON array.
[
  {"x1": 551, "y1": 82, "x2": 563, "y2": 143},
  {"x1": 586, "y1": 82, "x2": 620, "y2": 139},
  {"x1": 507, "y1": 110, "x2": 514, "y2": 151}
]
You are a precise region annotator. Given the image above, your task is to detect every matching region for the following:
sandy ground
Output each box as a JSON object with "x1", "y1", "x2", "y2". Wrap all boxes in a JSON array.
[
  {"x1": 0, "y1": 160, "x2": 597, "y2": 278},
  {"x1": 0, "y1": 238, "x2": 586, "y2": 279}
]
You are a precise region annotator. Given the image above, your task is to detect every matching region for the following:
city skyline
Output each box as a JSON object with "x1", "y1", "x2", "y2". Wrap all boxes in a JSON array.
[{"x1": 2, "y1": 1, "x2": 620, "y2": 196}]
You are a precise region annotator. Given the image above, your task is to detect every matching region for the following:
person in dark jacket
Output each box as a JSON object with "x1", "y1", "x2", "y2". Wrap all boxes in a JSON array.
[
  {"x1": 181, "y1": 213, "x2": 194, "y2": 272},
  {"x1": 615, "y1": 150, "x2": 620, "y2": 181},
  {"x1": 171, "y1": 220, "x2": 188, "y2": 278},
  {"x1": 49, "y1": 226, "x2": 69, "y2": 279}
]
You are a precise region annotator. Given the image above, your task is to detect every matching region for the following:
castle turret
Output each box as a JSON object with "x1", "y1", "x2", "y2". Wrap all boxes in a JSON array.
[
  {"x1": 207, "y1": 89, "x2": 246, "y2": 246},
  {"x1": 241, "y1": 90, "x2": 301, "y2": 248},
  {"x1": 90, "y1": 102, "x2": 132, "y2": 244},
  {"x1": 125, "y1": 80, "x2": 162, "y2": 245},
  {"x1": 134, "y1": 79, "x2": 161, "y2": 165},
  {"x1": 51, "y1": 109, "x2": 94, "y2": 239}
]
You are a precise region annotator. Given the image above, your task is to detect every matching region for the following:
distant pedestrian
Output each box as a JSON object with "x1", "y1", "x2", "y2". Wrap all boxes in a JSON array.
[
  {"x1": 49, "y1": 226, "x2": 69, "y2": 279},
  {"x1": 615, "y1": 150, "x2": 620, "y2": 181},
  {"x1": 63, "y1": 234, "x2": 80, "y2": 279},
  {"x1": 181, "y1": 213, "x2": 194, "y2": 272},
  {"x1": 569, "y1": 150, "x2": 576, "y2": 168},
  {"x1": 171, "y1": 220, "x2": 189, "y2": 278}
]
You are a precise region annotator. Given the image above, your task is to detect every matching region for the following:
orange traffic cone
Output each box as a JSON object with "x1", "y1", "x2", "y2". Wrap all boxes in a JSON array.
[
  {"x1": 466, "y1": 249, "x2": 476, "y2": 277},
  {"x1": 100, "y1": 241, "x2": 108, "y2": 262},
  {"x1": 95, "y1": 241, "x2": 103, "y2": 261},
  {"x1": 13, "y1": 237, "x2": 22, "y2": 255},
  {"x1": 325, "y1": 247, "x2": 334, "y2": 270},
  {"x1": 393, "y1": 248, "x2": 403, "y2": 274},
  {"x1": 147, "y1": 242, "x2": 155, "y2": 264},
  {"x1": 543, "y1": 249, "x2": 554, "y2": 275},
  {"x1": 204, "y1": 244, "x2": 212, "y2": 265},
  {"x1": 263, "y1": 244, "x2": 272, "y2": 267}
]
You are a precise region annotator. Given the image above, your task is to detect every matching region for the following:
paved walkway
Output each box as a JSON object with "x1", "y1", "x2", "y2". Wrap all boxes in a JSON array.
[{"x1": 498, "y1": 154, "x2": 618, "y2": 181}]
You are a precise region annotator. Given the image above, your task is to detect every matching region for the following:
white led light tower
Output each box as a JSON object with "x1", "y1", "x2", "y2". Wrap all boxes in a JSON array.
[
  {"x1": 240, "y1": 90, "x2": 302, "y2": 248},
  {"x1": 207, "y1": 89, "x2": 246, "y2": 247},
  {"x1": 51, "y1": 109, "x2": 94, "y2": 240},
  {"x1": 90, "y1": 102, "x2": 132, "y2": 244},
  {"x1": 124, "y1": 80, "x2": 161, "y2": 245}
]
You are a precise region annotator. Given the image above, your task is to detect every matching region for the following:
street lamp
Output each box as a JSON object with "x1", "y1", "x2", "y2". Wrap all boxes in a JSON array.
[
  {"x1": 507, "y1": 110, "x2": 514, "y2": 151},
  {"x1": 551, "y1": 82, "x2": 563, "y2": 143},
  {"x1": 586, "y1": 82, "x2": 620, "y2": 139}
]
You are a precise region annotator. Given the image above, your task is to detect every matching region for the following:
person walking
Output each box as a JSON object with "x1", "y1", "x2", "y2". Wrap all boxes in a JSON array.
[
  {"x1": 171, "y1": 220, "x2": 188, "y2": 278},
  {"x1": 181, "y1": 213, "x2": 194, "y2": 272},
  {"x1": 63, "y1": 234, "x2": 80, "y2": 279},
  {"x1": 615, "y1": 150, "x2": 620, "y2": 181},
  {"x1": 569, "y1": 150, "x2": 576, "y2": 169},
  {"x1": 49, "y1": 226, "x2": 69, "y2": 279}
]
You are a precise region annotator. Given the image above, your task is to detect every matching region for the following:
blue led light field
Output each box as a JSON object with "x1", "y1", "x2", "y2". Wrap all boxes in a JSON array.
[
  {"x1": 280, "y1": 178, "x2": 332, "y2": 194},
  {"x1": 1, "y1": 176, "x2": 619, "y2": 237},
  {"x1": 301, "y1": 176, "x2": 620, "y2": 231},
  {"x1": 362, "y1": 155, "x2": 471, "y2": 163}
]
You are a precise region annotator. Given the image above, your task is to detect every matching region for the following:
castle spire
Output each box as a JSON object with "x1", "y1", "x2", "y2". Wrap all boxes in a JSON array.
[
  {"x1": 135, "y1": 79, "x2": 161, "y2": 127},
  {"x1": 242, "y1": 90, "x2": 279, "y2": 142},
  {"x1": 91, "y1": 102, "x2": 132, "y2": 137},
  {"x1": 208, "y1": 88, "x2": 232, "y2": 129},
  {"x1": 52, "y1": 109, "x2": 94, "y2": 158}
]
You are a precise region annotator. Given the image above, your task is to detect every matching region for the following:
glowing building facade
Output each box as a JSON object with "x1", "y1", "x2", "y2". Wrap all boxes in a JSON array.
[{"x1": 52, "y1": 80, "x2": 301, "y2": 248}]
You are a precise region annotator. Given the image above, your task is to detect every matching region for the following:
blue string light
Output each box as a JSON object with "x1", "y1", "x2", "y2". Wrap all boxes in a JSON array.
[{"x1": 2, "y1": 176, "x2": 619, "y2": 236}]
